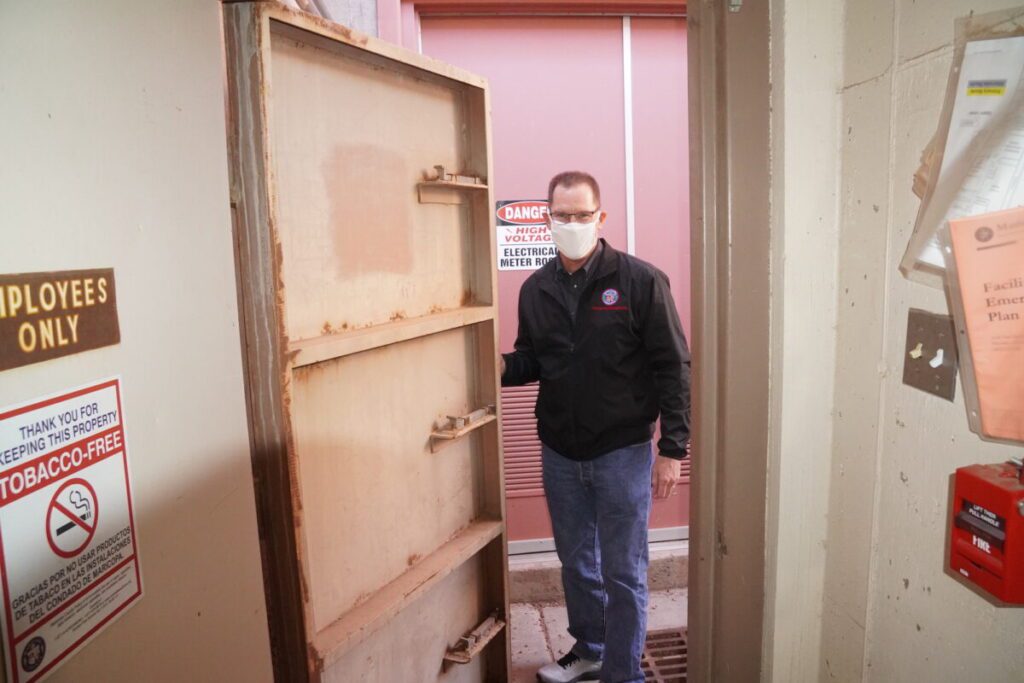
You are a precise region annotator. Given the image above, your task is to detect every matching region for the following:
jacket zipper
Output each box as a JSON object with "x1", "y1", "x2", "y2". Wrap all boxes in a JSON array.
[
  {"x1": 568, "y1": 290, "x2": 578, "y2": 455},
  {"x1": 568, "y1": 276, "x2": 601, "y2": 457}
]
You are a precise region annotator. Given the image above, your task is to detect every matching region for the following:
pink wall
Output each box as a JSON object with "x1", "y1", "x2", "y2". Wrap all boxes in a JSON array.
[
  {"x1": 631, "y1": 17, "x2": 692, "y2": 531},
  {"x1": 421, "y1": 16, "x2": 627, "y2": 351},
  {"x1": 377, "y1": 0, "x2": 402, "y2": 43},
  {"x1": 632, "y1": 18, "x2": 690, "y2": 340}
]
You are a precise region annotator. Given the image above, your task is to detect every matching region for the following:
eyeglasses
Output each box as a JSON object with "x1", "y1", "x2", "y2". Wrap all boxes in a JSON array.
[{"x1": 549, "y1": 208, "x2": 601, "y2": 225}]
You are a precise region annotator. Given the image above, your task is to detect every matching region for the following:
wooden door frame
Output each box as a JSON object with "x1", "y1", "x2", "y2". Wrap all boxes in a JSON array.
[{"x1": 222, "y1": 5, "x2": 308, "y2": 680}]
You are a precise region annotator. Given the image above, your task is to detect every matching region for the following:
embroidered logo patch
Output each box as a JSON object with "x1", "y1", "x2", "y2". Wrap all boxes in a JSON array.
[{"x1": 601, "y1": 288, "x2": 620, "y2": 306}]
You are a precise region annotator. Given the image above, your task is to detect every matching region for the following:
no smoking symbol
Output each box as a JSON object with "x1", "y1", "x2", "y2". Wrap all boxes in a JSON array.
[{"x1": 46, "y1": 479, "x2": 98, "y2": 558}]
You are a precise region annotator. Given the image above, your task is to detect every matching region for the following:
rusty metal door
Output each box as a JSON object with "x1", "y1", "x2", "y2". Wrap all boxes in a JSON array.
[{"x1": 223, "y1": 3, "x2": 509, "y2": 681}]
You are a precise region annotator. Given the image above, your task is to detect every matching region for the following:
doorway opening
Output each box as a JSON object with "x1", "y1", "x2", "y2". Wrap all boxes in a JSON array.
[{"x1": 410, "y1": 3, "x2": 693, "y2": 680}]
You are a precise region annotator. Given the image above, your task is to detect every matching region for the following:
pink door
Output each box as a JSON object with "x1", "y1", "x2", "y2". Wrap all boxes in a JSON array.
[{"x1": 421, "y1": 15, "x2": 690, "y2": 547}]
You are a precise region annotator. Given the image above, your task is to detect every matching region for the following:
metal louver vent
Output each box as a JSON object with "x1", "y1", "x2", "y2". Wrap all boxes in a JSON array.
[{"x1": 500, "y1": 384, "x2": 543, "y2": 498}]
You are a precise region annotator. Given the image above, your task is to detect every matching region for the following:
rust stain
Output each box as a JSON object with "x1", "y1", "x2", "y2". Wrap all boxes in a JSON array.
[
  {"x1": 322, "y1": 321, "x2": 334, "y2": 335},
  {"x1": 461, "y1": 288, "x2": 474, "y2": 306},
  {"x1": 328, "y1": 21, "x2": 370, "y2": 47},
  {"x1": 407, "y1": 553, "x2": 422, "y2": 567},
  {"x1": 294, "y1": 359, "x2": 330, "y2": 378},
  {"x1": 311, "y1": 652, "x2": 325, "y2": 676},
  {"x1": 324, "y1": 145, "x2": 415, "y2": 278},
  {"x1": 390, "y1": 310, "x2": 406, "y2": 321},
  {"x1": 277, "y1": 3, "x2": 372, "y2": 48}
]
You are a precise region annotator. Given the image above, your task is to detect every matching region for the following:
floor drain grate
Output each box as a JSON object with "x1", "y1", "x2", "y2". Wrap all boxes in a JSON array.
[{"x1": 641, "y1": 628, "x2": 687, "y2": 682}]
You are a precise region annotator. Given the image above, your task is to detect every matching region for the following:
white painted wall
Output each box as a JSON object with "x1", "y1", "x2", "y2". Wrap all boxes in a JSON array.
[
  {"x1": 767, "y1": 1, "x2": 1024, "y2": 681},
  {"x1": 0, "y1": 1, "x2": 273, "y2": 680}
]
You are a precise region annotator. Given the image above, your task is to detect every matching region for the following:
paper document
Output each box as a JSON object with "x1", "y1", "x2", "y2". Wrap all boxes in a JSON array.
[
  {"x1": 903, "y1": 35, "x2": 1024, "y2": 283},
  {"x1": 944, "y1": 206, "x2": 1024, "y2": 444}
]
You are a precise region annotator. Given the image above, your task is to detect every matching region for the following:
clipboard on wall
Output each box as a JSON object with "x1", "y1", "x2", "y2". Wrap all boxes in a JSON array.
[
  {"x1": 901, "y1": 9, "x2": 1024, "y2": 289},
  {"x1": 942, "y1": 206, "x2": 1024, "y2": 445}
]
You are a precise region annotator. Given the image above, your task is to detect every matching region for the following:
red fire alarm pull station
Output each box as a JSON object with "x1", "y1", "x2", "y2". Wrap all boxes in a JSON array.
[{"x1": 950, "y1": 460, "x2": 1024, "y2": 604}]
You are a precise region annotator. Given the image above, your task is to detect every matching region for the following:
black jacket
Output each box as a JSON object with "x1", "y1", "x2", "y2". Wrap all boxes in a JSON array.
[{"x1": 502, "y1": 240, "x2": 691, "y2": 460}]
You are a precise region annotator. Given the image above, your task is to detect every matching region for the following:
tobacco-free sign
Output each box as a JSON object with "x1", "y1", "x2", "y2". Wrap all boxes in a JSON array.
[
  {"x1": 46, "y1": 480, "x2": 98, "y2": 559},
  {"x1": 0, "y1": 379, "x2": 141, "y2": 682},
  {"x1": 0, "y1": 270, "x2": 120, "y2": 372}
]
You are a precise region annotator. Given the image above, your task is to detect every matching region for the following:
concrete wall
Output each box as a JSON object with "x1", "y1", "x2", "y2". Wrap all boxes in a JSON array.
[
  {"x1": 0, "y1": 2, "x2": 273, "y2": 680},
  {"x1": 818, "y1": 1, "x2": 897, "y2": 679},
  {"x1": 764, "y1": 0, "x2": 843, "y2": 679},
  {"x1": 815, "y1": 1, "x2": 1024, "y2": 681}
]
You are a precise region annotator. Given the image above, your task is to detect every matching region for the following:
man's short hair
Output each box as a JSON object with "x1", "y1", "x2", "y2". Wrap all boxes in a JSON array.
[{"x1": 547, "y1": 171, "x2": 602, "y2": 207}]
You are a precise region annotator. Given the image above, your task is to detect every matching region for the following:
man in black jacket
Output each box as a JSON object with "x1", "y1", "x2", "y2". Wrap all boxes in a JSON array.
[{"x1": 501, "y1": 171, "x2": 691, "y2": 683}]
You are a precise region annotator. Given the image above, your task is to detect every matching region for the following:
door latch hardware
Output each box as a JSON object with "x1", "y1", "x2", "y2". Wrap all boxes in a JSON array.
[
  {"x1": 443, "y1": 612, "x2": 506, "y2": 667},
  {"x1": 430, "y1": 405, "x2": 497, "y2": 452}
]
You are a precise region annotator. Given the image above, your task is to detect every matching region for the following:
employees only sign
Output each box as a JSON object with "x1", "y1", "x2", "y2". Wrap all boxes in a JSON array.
[
  {"x1": 0, "y1": 270, "x2": 120, "y2": 373},
  {"x1": 0, "y1": 379, "x2": 141, "y2": 682}
]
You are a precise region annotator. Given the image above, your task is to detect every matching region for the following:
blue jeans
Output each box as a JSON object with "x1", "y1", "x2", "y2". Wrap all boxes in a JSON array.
[{"x1": 542, "y1": 441, "x2": 653, "y2": 683}]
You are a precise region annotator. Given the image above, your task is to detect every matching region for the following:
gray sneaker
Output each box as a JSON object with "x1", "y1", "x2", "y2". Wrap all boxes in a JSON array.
[{"x1": 536, "y1": 651, "x2": 602, "y2": 683}]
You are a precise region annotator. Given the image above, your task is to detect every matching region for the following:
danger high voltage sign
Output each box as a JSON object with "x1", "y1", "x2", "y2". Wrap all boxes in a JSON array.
[{"x1": 496, "y1": 200, "x2": 557, "y2": 271}]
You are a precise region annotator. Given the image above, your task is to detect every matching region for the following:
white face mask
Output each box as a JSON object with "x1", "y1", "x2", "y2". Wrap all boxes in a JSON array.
[{"x1": 550, "y1": 217, "x2": 599, "y2": 260}]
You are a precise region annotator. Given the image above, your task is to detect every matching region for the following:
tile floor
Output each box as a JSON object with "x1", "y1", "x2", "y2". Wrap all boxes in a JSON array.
[{"x1": 510, "y1": 589, "x2": 688, "y2": 683}]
